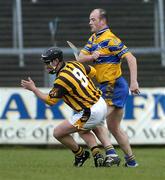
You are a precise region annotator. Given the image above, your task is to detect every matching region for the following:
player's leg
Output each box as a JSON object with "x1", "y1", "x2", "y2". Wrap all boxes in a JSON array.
[
  {"x1": 107, "y1": 107, "x2": 138, "y2": 167},
  {"x1": 100, "y1": 77, "x2": 138, "y2": 167},
  {"x1": 92, "y1": 125, "x2": 121, "y2": 167},
  {"x1": 79, "y1": 130, "x2": 104, "y2": 167},
  {"x1": 78, "y1": 97, "x2": 108, "y2": 167},
  {"x1": 53, "y1": 120, "x2": 90, "y2": 167},
  {"x1": 89, "y1": 97, "x2": 121, "y2": 167},
  {"x1": 107, "y1": 108, "x2": 132, "y2": 155}
]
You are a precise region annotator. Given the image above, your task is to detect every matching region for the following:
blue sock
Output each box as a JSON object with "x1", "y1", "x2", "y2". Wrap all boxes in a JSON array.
[{"x1": 105, "y1": 145, "x2": 118, "y2": 157}]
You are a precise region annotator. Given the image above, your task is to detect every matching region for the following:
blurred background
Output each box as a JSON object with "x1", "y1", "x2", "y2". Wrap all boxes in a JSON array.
[
  {"x1": 0, "y1": 0, "x2": 165, "y2": 87},
  {"x1": 0, "y1": 1, "x2": 165, "y2": 179},
  {"x1": 0, "y1": 0, "x2": 165, "y2": 146}
]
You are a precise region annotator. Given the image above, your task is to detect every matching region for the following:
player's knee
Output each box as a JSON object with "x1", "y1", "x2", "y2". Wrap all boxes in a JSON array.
[
  {"x1": 108, "y1": 125, "x2": 120, "y2": 135},
  {"x1": 53, "y1": 128, "x2": 62, "y2": 140}
]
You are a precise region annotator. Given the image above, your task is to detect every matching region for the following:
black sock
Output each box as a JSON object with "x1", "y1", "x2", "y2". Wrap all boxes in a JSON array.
[
  {"x1": 91, "y1": 146, "x2": 101, "y2": 157},
  {"x1": 72, "y1": 146, "x2": 84, "y2": 157}
]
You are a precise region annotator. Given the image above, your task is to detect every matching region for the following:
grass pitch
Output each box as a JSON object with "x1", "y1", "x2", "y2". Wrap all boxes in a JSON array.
[{"x1": 0, "y1": 147, "x2": 165, "y2": 180}]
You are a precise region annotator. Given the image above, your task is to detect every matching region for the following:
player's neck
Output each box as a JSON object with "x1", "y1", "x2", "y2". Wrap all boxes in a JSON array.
[
  {"x1": 56, "y1": 62, "x2": 65, "y2": 76},
  {"x1": 96, "y1": 25, "x2": 109, "y2": 36}
]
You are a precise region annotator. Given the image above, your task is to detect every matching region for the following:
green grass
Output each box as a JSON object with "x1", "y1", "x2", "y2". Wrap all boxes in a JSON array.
[{"x1": 0, "y1": 147, "x2": 165, "y2": 180}]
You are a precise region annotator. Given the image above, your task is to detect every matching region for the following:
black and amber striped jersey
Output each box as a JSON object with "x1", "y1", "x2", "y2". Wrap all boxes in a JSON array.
[{"x1": 45, "y1": 61, "x2": 102, "y2": 112}]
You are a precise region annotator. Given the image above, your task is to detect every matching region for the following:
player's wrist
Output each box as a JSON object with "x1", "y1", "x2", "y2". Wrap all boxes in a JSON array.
[
  {"x1": 32, "y1": 86, "x2": 38, "y2": 93},
  {"x1": 91, "y1": 54, "x2": 98, "y2": 60}
]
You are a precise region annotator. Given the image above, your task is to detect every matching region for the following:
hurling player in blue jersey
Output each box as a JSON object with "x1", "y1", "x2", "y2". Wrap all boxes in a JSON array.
[{"x1": 78, "y1": 8, "x2": 139, "y2": 167}]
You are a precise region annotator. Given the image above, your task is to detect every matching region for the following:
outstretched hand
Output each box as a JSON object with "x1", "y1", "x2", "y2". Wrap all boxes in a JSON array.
[{"x1": 21, "y1": 77, "x2": 36, "y2": 92}]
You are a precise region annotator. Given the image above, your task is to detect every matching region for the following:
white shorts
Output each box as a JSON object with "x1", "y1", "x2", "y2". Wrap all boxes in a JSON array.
[{"x1": 69, "y1": 97, "x2": 107, "y2": 130}]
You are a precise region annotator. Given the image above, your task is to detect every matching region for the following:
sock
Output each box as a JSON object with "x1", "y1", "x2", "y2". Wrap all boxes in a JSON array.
[
  {"x1": 125, "y1": 154, "x2": 137, "y2": 166},
  {"x1": 72, "y1": 146, "x2": 84, "y2": 157},
  {"x1": 91, "y1": 146, "x2": 101, "y2": 157},
  {"x1": 105, "y1": 145, "x2": 118, "y2": 157}
]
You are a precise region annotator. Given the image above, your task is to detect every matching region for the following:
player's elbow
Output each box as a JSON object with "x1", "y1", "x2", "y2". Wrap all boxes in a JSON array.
[
  {"x1": 44, "y1": 100, "x2": 55, "y2": 106},
  {"x1": 125, "y1": 52, "x2": 137, "y2": 62}
]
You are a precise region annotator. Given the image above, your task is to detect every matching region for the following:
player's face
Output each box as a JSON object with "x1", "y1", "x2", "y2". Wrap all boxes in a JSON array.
[
  {"x1": 44, "y1": 59, "x2": 59, "y2": 74},
  {"x1": 89, "y1": 10, "x2": 102, "y2": 33},
  {"x1": 45, "y1": 63, "x2": 54, "y2": 74}
]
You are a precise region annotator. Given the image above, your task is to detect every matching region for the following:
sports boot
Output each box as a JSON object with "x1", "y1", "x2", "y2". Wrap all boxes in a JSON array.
[
  {"x1": 94, "y1": 153, "x2": 104, "y2": 167},
  {"x1": 124, "y1": 155, "x2": 138, "y2": 167},
  {"x1": 104, "y1": 156, "x2": 121, "y2": 167},
  {"x1": 74, "y1": 150, "x2": 90, "y2": 167}
]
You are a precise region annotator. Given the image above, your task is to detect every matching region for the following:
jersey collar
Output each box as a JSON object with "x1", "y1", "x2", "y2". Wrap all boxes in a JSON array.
[{"x1": 96, "y1": 26, "x2": 109, "y2": 37}]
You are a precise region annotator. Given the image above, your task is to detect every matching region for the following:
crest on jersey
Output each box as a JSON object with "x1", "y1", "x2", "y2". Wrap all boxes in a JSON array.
[
  {"x1": 49, "y1": 88, "x2": 58, "y2": 98},
  {"x1": 113, "y1": 38, "x2": 119, "y2": 45}
]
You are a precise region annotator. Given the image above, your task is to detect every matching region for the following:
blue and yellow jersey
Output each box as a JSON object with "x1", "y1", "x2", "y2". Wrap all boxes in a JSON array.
[
  {"x1": 45, "y1": 61, "x2": 102, "y2": 112},
  {"x1": 80, "y1": 26, "x2": 130, "y2": 84}
]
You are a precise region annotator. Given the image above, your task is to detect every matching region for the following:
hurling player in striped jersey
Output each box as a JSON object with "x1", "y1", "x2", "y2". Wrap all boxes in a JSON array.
[{"x1": 21, "y1": 47, "x2": 117, "y2": 167}]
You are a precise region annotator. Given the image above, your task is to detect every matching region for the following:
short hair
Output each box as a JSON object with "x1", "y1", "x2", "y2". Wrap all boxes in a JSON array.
[
  {"x1": 92, "y1": 8, "x2": 108, "y2": 23},
  {"x1": 99, "y1": 8, "x2": 108, "y2": 22}
]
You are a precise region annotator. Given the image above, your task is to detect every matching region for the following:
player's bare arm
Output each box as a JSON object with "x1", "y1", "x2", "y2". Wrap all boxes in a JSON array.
[
  {"x1": 78, "y1": 51, "x2": 100, "y2": 62},
  {"x1": 123, "y1": 53, "x2": 140, "y2": 95},
  {"x1": 21, "y1": 77, "x2": 48, "y2": 101}
]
